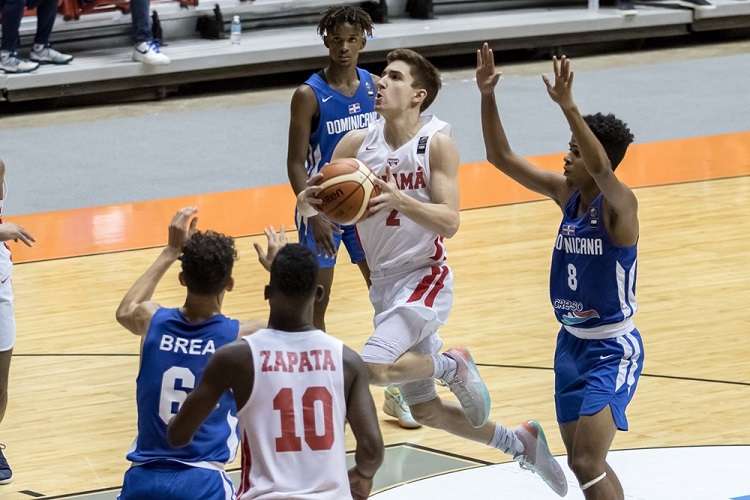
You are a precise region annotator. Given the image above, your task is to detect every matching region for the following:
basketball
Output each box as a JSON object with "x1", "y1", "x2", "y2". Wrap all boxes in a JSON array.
[{"x1": 317, "y1": 158, "x2": 378, "y2": 225}]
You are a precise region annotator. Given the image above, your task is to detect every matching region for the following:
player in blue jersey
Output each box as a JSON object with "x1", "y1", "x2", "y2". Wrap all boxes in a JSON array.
[
  {"x1": 287, "y1": 6, "x2": 419, "y2": 429},
  {"x1": 477, "y1": 44, "x2": 642, "y2": 499},
  {"x1": 115, "y1": 207, "x2": 262, "y2": 500}
]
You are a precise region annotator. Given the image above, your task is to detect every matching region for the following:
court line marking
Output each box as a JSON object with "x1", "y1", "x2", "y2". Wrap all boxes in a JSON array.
[
  {"x1": 29, "y1": 442, "x2": 488, "y2": 500},
  {"x1": 475, "y1": 363, "x2": 750, "y2": 387},
  {"x1": 10, "y1": 354, "x2": 750, "y2": 387}
]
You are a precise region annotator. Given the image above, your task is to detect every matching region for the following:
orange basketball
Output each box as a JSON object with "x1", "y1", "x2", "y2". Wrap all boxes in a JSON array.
[{"x1": 317, "y1": 158, "x2": 378, "y2": 225}]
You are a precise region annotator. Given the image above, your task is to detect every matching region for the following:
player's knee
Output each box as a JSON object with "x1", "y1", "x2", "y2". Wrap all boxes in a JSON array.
[{"x1": 569, "y1": 451, "x2": 603, "y2": 481}]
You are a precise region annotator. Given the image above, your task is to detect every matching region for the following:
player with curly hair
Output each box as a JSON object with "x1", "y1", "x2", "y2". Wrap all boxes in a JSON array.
[
  {"x1": 115, "y1": 207, "x2": 267, "y2": 500},
  {"x1": 477, "y1": 43, "x2": 641, "y2": 499}
]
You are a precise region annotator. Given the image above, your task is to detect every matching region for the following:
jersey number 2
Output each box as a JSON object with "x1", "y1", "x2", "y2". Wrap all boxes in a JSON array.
[
  {"x1": 273, "y1": 387, "x2": 334, "y2": 452},
  {"x1": 386, "y1": 209, "x2": 400, "y2": 226}
]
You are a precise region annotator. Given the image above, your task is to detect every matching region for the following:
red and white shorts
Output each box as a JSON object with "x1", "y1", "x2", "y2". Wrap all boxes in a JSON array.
[{"x1": 362, "y1": 264, "x2": 453, "y2": 405}]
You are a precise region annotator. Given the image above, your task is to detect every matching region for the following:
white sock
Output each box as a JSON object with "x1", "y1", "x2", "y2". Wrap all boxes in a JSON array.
[
  {"x1": 488, "y1": 424, "x2": 524, "y2": 456},
  {"x1": 431, "y1": 353, "x2": 457, "y2": 381},
  {"x1": 135, "y1": 42, "x2": 149, "y2": 51}
]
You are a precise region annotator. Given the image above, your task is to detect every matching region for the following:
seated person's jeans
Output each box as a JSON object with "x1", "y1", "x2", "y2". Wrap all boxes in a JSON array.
[
  {"x1": 1, "y1": 0, "x2": 58, "y2": 52},
  {"x1": 130, "y1": 0, "x2": 152, "y2": 43}
]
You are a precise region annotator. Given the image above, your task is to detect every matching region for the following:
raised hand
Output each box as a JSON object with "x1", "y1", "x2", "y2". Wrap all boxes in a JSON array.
[
  {"x1": 254, "y1": 225, "x2": 288, "y2": 271},
  {"x1": 542, "y1": 55, "x2": 575, "y2": 109},
  {"x1": 476, "y1": 42, "x2": 502, "y2": 96},
  {"x1": 167, "y1": 207, "x2": 198, "y2": 253},
  {"x1": 0, "y1": 222, "x2": 35, "y2": 247}
]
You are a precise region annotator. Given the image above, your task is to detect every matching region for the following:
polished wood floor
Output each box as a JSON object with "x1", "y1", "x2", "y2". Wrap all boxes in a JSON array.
[{"x1": 1, "y1": 174, "x2": 748, "y2": 499}]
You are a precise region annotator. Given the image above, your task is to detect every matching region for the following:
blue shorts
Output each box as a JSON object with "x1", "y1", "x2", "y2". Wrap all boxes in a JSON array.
[
  {"x1": 119, "y1": 461, "x2": 234, "y2": 500},
  {"x1": 297, "y1": 214, "x2": 366, "y2": 269},
  {"x1": 554, "y1": 327, "x2": 644, "y2": 431}
]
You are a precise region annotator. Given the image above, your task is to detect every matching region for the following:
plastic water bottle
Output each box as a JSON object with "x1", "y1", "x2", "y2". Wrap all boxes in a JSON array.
[{"x1": 230, "y1": 15, "x2": 241, "y2": 45}]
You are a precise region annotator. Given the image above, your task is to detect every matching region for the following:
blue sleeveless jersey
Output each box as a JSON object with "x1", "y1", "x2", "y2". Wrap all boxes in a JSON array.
[
  {"x1": 127, "y1": 308, "x2": 240, "y2": 464},
  {"x1": 550, "y1": 192, "x2": 638, "y2": 329},
  {"x1": 304, "y1": 68, "x2": 377, "y2": 175}
]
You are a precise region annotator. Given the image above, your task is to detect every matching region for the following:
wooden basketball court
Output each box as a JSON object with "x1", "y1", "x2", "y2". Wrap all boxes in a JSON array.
[{"x1": 1, "y1": 131, "x2": 748, "y2": 498}]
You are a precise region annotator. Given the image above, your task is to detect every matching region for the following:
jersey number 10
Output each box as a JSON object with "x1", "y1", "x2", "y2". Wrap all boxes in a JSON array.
[{"x1": 273, "y1": 386, "x2": 334, "y2": 452}]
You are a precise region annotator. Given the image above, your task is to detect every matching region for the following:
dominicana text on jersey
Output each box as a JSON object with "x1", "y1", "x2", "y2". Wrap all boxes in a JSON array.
[
  {"x1": 304, "y1": 68, "x2": 377, "y2": 174},
  {"x1": 550, "y1": 192, "x2": 637, "y2": 332}
]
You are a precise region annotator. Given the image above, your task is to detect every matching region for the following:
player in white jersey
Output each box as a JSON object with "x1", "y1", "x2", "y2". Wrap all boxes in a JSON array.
[
  {"x1": 0, "y1": 159, "x2": 36, "y2": 485},
  {"x1": 299, "y1": 49, "x2": 566, "y2": 496},
  {"x1": 169, "y1": 242, "x2": 384, "y2": 500}
]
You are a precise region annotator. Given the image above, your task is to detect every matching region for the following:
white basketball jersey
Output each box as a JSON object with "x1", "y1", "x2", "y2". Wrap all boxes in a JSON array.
[
  {"x1": 356, "y1": 115, "x2": 451, "y2": 277},
  {"x1": 236, "y1": 328, "x2": 351, "y2": 500}
]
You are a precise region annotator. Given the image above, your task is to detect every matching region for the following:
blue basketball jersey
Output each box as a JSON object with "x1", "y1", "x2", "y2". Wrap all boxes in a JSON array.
[
  {"x1": 127, "y1": 308, "x2": 240, "y2": 465},
  {"x1": 304, "y1": 68, "x2": 377, "y2": 175},
  {"x1": 550, "y1": 192, "x2": 638, "y2": 332}
]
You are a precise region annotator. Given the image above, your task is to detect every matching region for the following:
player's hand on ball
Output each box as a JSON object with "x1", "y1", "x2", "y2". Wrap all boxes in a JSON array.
[
  {"x1": 0, "y1": 222, "x2": 35, "y2": 247},
  {"x1": 296, "y1": 173, "x2": 324, "y2": 217},
  {"x1": 369, "y1": 167, "x2": 402, "y2": 215},
  {"x1": 167, "y1": 206, "x2": 198, "y2": 254},
  {"x1": 254, "y1": 225, "x2": 287, "y2": 271}
]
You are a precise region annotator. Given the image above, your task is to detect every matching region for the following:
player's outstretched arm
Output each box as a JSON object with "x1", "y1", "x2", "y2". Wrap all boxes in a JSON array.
[
  {"x1": 168, "y1": 340, "x2": 253, "y2": 447},
  {"x1": 115, "y1": 207, "x2": 197, "y2": 336},
  {"x1": 477, "y1": 43, "x2": 568, "y2": 205},
  {"x1": 543, "y1": 56, "x2": 638, "y2": 243},
  {"x1": 343, "y1": 346, "x2": 384, "y2": 499},
  {"x1": 370, "y1": 132, "x2": 461, "y2": 238}
]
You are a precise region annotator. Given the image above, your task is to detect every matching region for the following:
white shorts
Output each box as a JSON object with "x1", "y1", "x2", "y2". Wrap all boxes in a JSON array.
[
  {"x1": 0, "y1": 260, "x2": 14, "y2": 352},
  {"x1": 362, "y1": 264, "x2": 453, "y2": 405}
]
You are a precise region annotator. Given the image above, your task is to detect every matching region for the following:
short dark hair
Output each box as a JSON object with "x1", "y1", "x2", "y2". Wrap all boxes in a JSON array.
[
  {"x1": 386, "y1": 48, "x2": 441, "y2": 112},
  {"x1": 180, "y1": 231, "x2": 236, "y2": 295},
  {"x1": 583, "y1": 113, "x2": 634, "y2": 170},
  {"x1": 270, "y1": 244, "x2": 318, "y2": 298},
  {"x1": 317, "y1": 6, "x2": 373, "y2": 38}
]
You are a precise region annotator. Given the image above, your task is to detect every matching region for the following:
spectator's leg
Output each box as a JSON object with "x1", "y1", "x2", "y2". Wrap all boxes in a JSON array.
[
  {"x1": 32, "y1": 0, "x2": 58, "y2": 46},
  {"x1": 130, "y1": 0, "x2": 151, "y2": 44},
  {"x1": 1, "y1": 0, "x2": 25, "y2": 53}
]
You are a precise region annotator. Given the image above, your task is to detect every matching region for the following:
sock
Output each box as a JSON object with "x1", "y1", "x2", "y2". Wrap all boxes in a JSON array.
[
  {"x1": 33, "y1": 43, "x2": 45, "y2": 53},
  {"x1": 488, "y1": 424, "x2": 524, "y2": 456},
  {"x1": 136, "y1": 42, "x2": 149, "y2": 51},
  {"x1": 431, "y1": 352, "x2": 457, "y2": 381}
]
